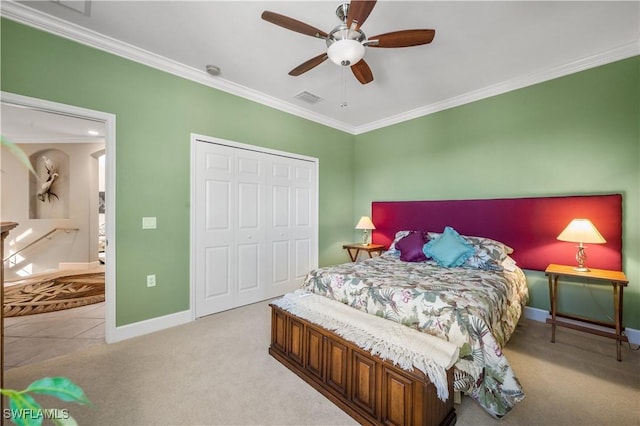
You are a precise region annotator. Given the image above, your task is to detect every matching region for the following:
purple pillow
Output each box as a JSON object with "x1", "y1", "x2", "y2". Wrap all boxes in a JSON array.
[{"x1": 396, "y1": 231, "x2": 428, "y2": 262}]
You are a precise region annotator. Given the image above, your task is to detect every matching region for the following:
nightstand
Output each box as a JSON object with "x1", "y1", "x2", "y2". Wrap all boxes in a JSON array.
[
  {"x1": 342, "y1": 243, "x2": 386, "y2": 262},
  {"x1": 545, "y1": 263, "x2": 629, "y2": 361}
]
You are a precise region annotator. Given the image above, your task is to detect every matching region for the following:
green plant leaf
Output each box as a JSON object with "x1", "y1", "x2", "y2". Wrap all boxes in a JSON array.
[
  {"x1": 7, "y1": 392, "x2": 43, "y2": 426},
  {"x1": 0, "y1": 136, "x2": 38, "y2": 177},
  {"x1": 26, "y1": 377, "x2": 91, "y2": 406}
]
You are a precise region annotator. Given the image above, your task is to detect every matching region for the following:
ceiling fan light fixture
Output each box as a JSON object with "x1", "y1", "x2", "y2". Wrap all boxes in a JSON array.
[{"x1": 327, "y1": 39, "x2": 365, "y2": 66}]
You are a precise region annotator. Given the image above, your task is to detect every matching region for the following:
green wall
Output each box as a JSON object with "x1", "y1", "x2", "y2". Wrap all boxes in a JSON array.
[
  {"x1": 354, "y1": 57, "x2": 640, "y2": 329},
  {"x1": 1, "y1": 19, "x2": 354, "y2": 326}
]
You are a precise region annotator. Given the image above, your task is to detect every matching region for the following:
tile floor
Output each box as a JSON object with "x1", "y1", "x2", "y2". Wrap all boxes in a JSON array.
[{"x1": 4, "y1": 302, "x2": 105, "y2": 369}]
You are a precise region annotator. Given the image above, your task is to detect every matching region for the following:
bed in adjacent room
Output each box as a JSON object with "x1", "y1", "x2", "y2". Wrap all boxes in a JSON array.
[{"x1": 269, "y1": 194, "x2": 622, "y2": 425}]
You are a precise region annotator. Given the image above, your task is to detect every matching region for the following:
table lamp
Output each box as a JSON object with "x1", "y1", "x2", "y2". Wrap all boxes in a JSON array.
[
  {"x1": 355, "y1": 216, "x2": 375, "y2": 245},
  {"x1": 557, "y1": 218, "x2": 606, "y2": 271}
]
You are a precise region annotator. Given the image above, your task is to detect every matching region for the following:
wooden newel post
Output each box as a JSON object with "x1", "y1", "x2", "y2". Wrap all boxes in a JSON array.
[{"x1": 1, "y1": 222, "x2": 19, "y2": 413}]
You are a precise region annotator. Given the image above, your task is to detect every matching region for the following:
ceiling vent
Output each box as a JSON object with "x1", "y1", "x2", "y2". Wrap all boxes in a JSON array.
[{"x1": 294, "y1": 91, "x2": 323, "y2": 105}]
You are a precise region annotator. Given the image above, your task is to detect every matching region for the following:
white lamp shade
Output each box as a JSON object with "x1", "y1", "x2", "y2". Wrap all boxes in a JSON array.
[
  {"x1": 355, "y1": 216, "x2": 375, "y2": 230},
  {"x1": 557, "y1": 219, "x2": 606, "y2": 244},
  {"x1": 327, "y1": 39, "x2": 365, "y2": 66}
]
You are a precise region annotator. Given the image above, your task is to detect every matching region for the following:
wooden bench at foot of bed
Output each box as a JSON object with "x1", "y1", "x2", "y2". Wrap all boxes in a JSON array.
[{"x1": 269, "y1": 304, "x2": 456, "y2": 426}]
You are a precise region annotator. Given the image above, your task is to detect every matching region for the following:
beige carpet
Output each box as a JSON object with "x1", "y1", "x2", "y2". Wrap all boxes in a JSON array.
[{"x1": 4, "y1": 300, "x2": 639, "y2": 425}]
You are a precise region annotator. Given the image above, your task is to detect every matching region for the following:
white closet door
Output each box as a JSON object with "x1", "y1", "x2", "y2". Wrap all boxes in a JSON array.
[
  {"x1": 193, "y1": 138, "x2": 317, "y2": 318},
  {"x1": 194, "y1": 143, "x2": 266, "y2": 316},
  {"x1": 194, "y1": 142, "x2": 235, "y2": 316},
  {"x1": 235, "y1": 149, "x2": 268, "y2": 304},
  {"x1": 267, "y1": 157, "x2": 316, "y2": 298}
]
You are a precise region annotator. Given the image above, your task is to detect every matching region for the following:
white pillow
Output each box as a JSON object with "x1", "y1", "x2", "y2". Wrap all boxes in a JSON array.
[{"x1": 501, "y1": 256, "x2": 518, "y2": 272}]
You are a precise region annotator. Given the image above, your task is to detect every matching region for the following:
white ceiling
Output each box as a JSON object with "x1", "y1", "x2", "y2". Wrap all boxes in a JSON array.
[{"x1": 2, "y1": 1, "x2": 639, "y2": 135}]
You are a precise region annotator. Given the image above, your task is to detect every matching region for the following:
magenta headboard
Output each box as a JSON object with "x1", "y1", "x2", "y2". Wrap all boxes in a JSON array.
[{"x1": 371, "y1": 194, "x2": 623, "y2": 272}]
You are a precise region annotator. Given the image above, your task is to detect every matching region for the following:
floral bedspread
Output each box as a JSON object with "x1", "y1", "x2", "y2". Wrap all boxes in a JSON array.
[{"x1": 301, "y1": 254, "x2": 529, "y2": 418}]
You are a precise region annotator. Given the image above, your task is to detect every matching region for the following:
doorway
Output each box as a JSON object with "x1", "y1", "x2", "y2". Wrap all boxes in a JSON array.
[{"x1": 0, "y1": 92, "x2": 116, "y2": 370}]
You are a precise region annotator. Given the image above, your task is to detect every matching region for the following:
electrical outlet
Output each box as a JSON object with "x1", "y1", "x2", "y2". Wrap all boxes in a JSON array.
[{"x1": 146, "y1": 274, "x2": 156, "y2": 287}]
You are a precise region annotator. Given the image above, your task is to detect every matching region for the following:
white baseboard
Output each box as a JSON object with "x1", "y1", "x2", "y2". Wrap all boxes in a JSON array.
[
  {"x1": 109, "y1": 309, "x2": 192, "y2": 343},
  {"x1": 523, "y1": 306, "x2": 550, "y2": 323},
  {"x1": 524, "y1": 306, "x2": 640, "y2": 345}
]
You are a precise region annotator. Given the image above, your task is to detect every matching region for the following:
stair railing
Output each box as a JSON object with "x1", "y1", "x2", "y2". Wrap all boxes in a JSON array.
[{"x1": 3, "y1": 227, "x2": 79, "y2": 262}]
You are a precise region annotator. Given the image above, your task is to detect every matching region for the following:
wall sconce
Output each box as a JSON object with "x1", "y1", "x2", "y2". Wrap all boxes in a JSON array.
[
  {"x1": 355, "y1": 216, "x2": 375, "y2": 245},
  {"x1": 557, "y1": 218, "x2": 606, "y2": 271}
]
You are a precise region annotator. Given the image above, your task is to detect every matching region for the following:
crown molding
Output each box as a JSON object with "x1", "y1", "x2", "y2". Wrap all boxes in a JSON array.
[
  {"x1": 3, "y1": 1, "x2": 638, "y2": 137},
  {"x1": 354, "y1": 41, "x2": 640, "y2": 135},
  {"x1": 0, "y1": 1, "x2": 356, "y2": 134}
]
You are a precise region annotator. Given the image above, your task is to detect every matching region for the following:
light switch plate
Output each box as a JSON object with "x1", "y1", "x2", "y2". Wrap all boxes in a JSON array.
[{"x1": 142, "y1": 217, "x2": 157, "y2": 229}]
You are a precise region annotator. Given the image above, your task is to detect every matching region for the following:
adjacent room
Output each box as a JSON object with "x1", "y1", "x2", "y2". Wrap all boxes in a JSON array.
[
  {"x1": 1, "y1": 104, "x2": 107, "y2": 369},
  {"x1": 1, "y1": 1, "x2": 638, "y2": 425}
]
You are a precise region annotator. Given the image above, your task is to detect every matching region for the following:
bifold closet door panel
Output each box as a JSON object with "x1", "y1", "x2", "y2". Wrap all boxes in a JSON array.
[
  {"x1": 194, "y1": 142, "x2": 237, "y2": 317},
  {"x1": 267, "y1": 156, "x2": 316, "y2": 299},
  {"x1": 234, "y1": 148, "x2": 269, "y2": 305},
  {"x1": 194, "y1": 143, "x2": 268, "y2": 315}
]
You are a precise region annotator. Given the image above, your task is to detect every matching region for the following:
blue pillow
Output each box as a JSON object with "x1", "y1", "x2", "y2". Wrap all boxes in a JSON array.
[
  {"x1": 423, "y1": 227, "x2": 475, "y2": 267},
  {"x1": 395, "y1": 231, "x2": 428, "y2": 262}
]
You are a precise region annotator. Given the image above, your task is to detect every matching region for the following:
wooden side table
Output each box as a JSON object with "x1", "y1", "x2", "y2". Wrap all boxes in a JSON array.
[
  {"x1": 342, "y1": 243, "x2": 386, "y2": 262},
  {"x1": 545, "y1": 263, "x2": 629, "y2": 361}
]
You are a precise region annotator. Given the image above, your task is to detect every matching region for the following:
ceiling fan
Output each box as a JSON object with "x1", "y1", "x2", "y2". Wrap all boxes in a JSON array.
[{"x1": 261, "y1": 0, "x2": 436, "y2": 85}]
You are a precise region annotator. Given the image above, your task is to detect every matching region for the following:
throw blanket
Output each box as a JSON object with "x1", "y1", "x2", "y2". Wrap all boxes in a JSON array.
[{"x1": 272, "y1": 289, "x2": 460, "y2": 401}]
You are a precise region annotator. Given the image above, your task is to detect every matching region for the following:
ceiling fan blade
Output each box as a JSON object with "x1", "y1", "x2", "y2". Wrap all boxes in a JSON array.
[
  {"x1": 351, "y1": 59, "x2": 374, "y2": 84},
  {"x1": 346, "y1": 0, "x2": 377, "y2": 30},
  {"x1": 368, "y1": 29, "x2": 436, "y2": 48},
  {"x1": 289, "y1": 53, "x2": 329, "y2": 76},
  {"x1": 262, "y1": 11, "x2": 328, "y2": 39}
]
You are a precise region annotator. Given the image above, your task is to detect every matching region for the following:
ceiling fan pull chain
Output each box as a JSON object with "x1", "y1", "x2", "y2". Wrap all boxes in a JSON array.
[{"x1": 340, "y1": 66, "x2": 348, "y2": 108}]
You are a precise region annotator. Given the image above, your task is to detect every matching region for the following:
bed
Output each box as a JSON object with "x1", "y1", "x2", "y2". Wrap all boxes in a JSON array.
[{"x1": 269, "y1": 194, "x2": 623, "y2": 425}]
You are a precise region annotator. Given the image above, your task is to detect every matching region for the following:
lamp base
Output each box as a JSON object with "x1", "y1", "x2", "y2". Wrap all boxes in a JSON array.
[
  {"x1": 361, "y1": 229, "x2": 370, "y2": 245},
  {"x1": 574, "y1": 244, "x2": 589, "y2": 272}
]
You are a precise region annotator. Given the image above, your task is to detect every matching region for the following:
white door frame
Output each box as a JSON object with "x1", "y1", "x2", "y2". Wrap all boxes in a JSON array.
[
  {"x1": 190, "y1": 133, "x2": 319, "y2": 320},
  {"x1": 1, "y1": 92, "x2": 117, "y2": 343}
]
